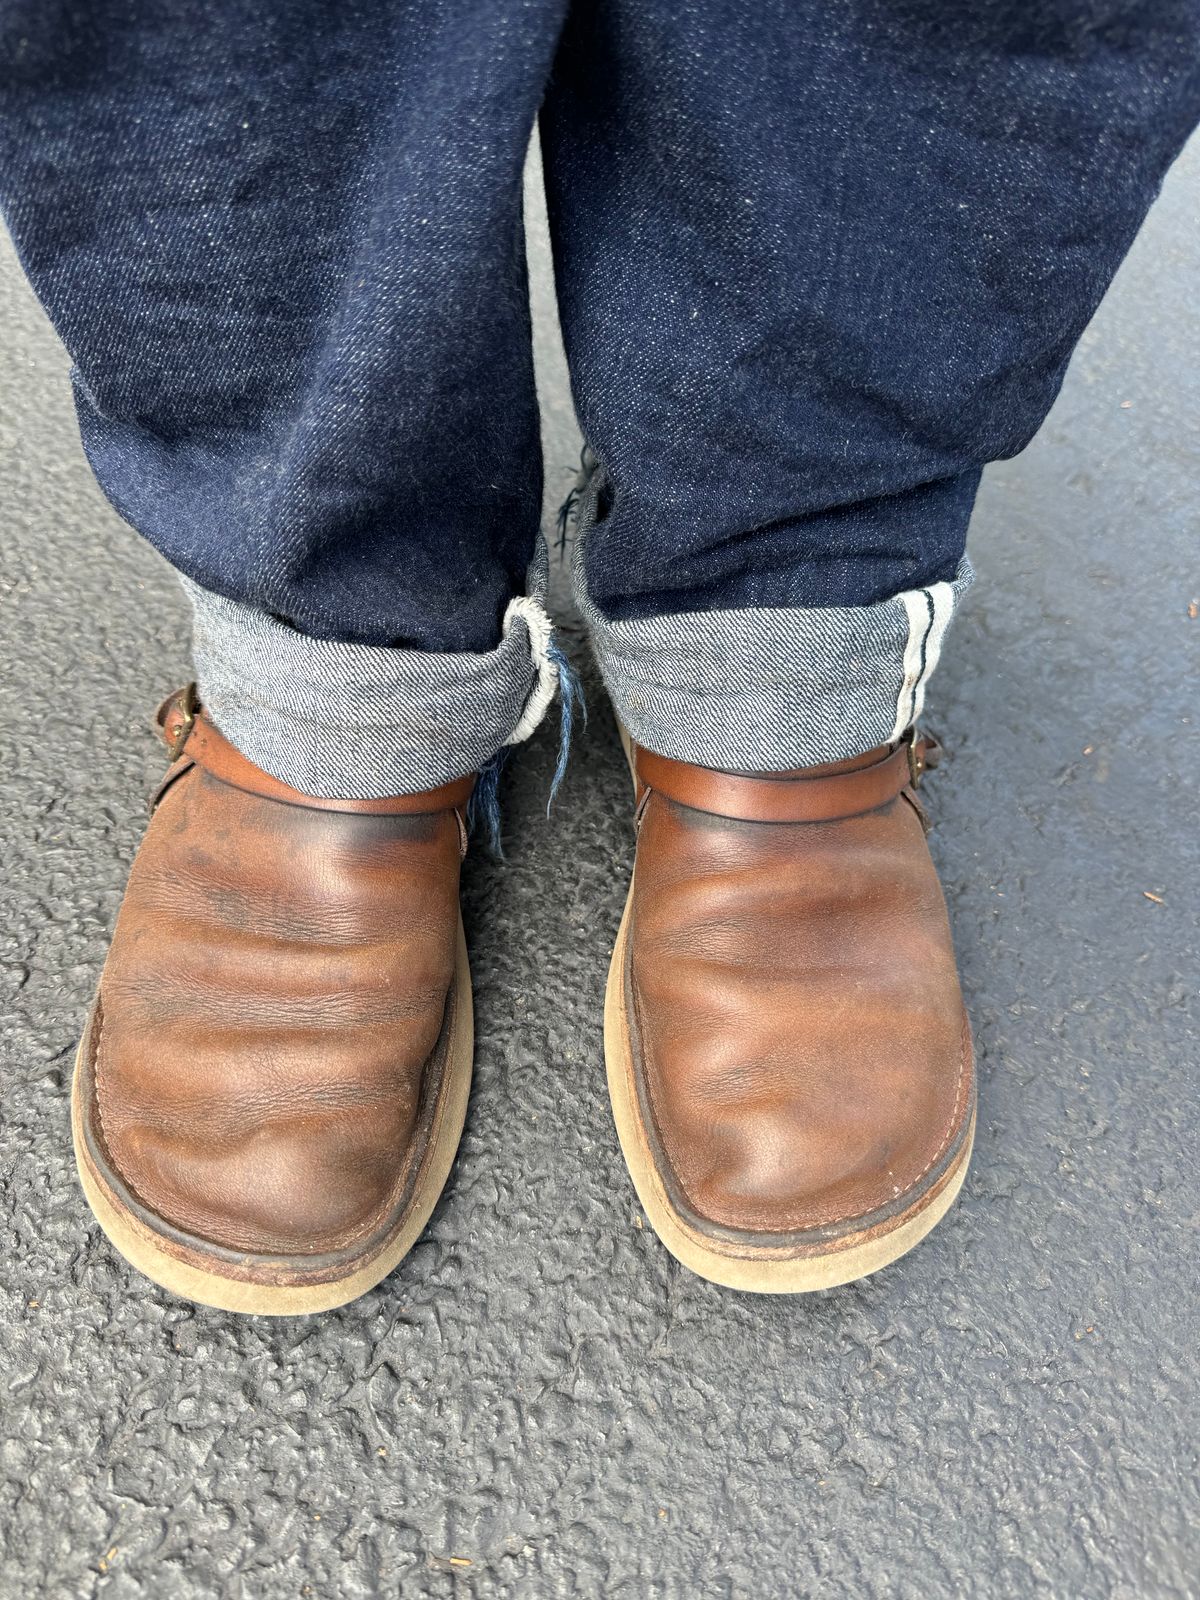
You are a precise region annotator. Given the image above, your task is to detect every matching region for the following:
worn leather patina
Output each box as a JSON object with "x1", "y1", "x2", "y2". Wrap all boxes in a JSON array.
[
  {"x1": 75, "y1": 688, "x2": 474, "y2": 1301},
  {"x1": 617, "y1": 732, "x2": 974, "y2": 1269}
]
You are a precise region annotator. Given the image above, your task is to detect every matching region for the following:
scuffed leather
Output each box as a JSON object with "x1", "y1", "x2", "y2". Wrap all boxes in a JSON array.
[
  {"x1": 92, "y1": 760, "x2": 463, "y2": 1256},
  {"x1": 627, "y1": 748, "x2": 972, "y2": 1237}
]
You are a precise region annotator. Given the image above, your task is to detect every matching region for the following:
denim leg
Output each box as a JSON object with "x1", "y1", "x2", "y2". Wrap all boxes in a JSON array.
[
  {"x1": 0, "y1": 0, "x2": 570, "y2": 793},
  {"x1": 543, "y1": 1, "x2": 1200, "y2": 765}
]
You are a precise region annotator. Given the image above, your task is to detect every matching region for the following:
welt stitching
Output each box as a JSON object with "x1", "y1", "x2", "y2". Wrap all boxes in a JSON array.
[{"x1": 92, "y1": 997, "x2": 113, "y2": 1158}]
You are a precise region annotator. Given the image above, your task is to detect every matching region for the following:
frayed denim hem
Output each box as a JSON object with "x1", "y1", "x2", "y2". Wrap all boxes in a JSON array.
[{"x1": 465, "y1": 626, "x2": 585, "y2": 856}]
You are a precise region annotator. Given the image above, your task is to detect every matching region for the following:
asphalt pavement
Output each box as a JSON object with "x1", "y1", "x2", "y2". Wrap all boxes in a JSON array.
[{"x1": 1, "y1": 140, "x2": 1197, "y2": 1598}]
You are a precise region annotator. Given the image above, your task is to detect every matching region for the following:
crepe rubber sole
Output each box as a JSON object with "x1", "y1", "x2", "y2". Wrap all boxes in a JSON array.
[{"x1": 72, "y1": 921, "x2": 474, "y2": 1316}]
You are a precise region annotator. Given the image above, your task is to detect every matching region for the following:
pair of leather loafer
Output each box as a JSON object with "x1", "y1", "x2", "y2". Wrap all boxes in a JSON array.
[{"x1": 72, "y1": 688, "x2": 973, "y2": 1312}]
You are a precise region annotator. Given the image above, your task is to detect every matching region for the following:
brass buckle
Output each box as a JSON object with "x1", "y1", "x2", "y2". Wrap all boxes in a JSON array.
[
  {"x1": 166, "y1": 682, "x2": 199, "y2": 762},
  {"x1": 906, "y1": 731, "x2": 926, "y2": 788}
]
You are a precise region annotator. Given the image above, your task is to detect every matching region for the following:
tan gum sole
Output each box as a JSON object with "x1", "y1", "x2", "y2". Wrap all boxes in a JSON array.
[
  {"x1": 72, "y1": 920, "x2": 474, "y2": 1317},
  {"x1": 606, "y1": 719, "x2": 972, "y2": 1292}
]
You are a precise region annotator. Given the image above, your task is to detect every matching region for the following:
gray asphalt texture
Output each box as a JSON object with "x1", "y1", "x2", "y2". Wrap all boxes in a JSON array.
[{"x1": 2, "y1": 139, "x2": 1198, "y2": 1600}]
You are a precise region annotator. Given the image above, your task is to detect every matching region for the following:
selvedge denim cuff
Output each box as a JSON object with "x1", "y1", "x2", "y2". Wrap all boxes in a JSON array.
[
  {"x1": 572, "y1": 535, "x2": 973, "y2": 771},
  {"x1": 181, "y1": 545, "x2": 558, "y2": 799}
]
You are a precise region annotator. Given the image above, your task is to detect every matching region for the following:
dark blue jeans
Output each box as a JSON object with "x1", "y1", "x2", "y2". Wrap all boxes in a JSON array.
[{"x1": 2, "y1": 1, "x2": 1198, "y2": 793}]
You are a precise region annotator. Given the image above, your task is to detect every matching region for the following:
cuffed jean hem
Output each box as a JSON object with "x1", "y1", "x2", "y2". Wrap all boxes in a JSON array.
[
  {"x1": 572, "y1": 540, "x2": 974, "y2": 771},
  {"x1": 180, "y1": 547, "x2": 558, "y2": 799}
]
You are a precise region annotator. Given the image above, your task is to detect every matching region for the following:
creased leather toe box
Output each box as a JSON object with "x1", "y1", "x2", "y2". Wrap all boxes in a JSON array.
[
  {"x1": 89, "y1": 768, "x2": 462, "y2": 1259},
  {"x1": 628, "y1": 796, "x2": 973, "y2": 1239}
]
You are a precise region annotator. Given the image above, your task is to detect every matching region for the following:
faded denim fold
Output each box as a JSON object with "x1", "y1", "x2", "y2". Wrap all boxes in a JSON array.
[
  {"x1": 571, "y1": 491, "x2": 973, "y2": 771},
  {"x1": 182, "y1": 545, "x2": 560, "y2": 799}
]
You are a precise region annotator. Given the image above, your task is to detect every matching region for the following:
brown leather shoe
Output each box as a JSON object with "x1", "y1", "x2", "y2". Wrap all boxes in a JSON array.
[
  {"x1": 72, "y1": 687, "x2": 475, "y2": 1314},
  {"x1": 605, "y1": 728, "x2": 974, "y2": 1292}
]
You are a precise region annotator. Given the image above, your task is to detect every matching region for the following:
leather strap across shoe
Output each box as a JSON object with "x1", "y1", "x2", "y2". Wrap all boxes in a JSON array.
[
  {"x1": 605, "y1": 725, "x2": 974, "y2": 1292},
  {"x1": 631, "y1": 731, "x2": 941, "y2": 825},
  {"x1": 72, "y1": 686, "x2": 476, "y2": 1314}
]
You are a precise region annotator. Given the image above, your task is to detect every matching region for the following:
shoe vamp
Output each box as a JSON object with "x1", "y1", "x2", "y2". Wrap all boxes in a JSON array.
[
  {"x1": 629, "y1": 797, "x2": 970, "y2": 1236},
  {"x1": 92, "y1": 770, "x2": 461, "y2": 1254}
]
